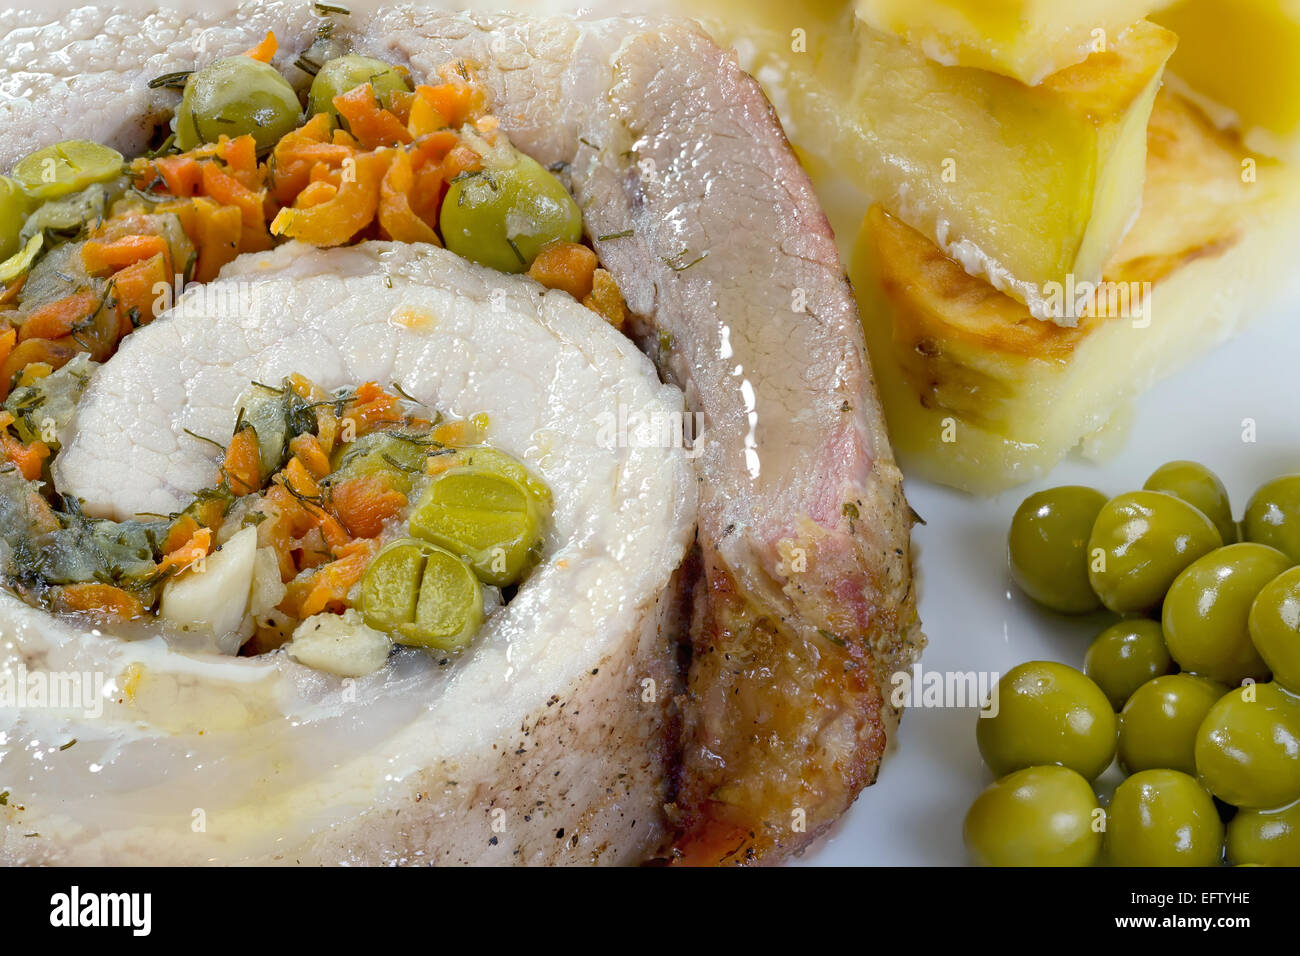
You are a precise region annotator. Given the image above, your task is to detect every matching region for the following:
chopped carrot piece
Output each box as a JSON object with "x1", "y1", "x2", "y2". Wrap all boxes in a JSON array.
[
  {"x1": 270, "y1": 114, "x2": 350, "y2": 203},
  {"x1": 281, "y1": 455, "x2": 322, "y2": 499},
  {"x1": 81, "y1": 234, "x2": 168, "y2": 276},
  {"x1": 527, "y1": 240, "x2": 599, "y2": 301},
  {"x1": 292, "y1": 538, "x2": 378, "y2": 618},
  {"x1": 0, "y1": 338, "x2": 79, "y2": 400},
  {"x1": 222, "y1": 426, "x2": 263, "y2": 495},
  {"x1": 289, "y1": 433, "x2": 331, "y2": 480},
  {"x1": 430, "y1": 416, "x2": 484, "y2": 448},
  {"x1": 111, "y1": 252, "x2": 170, "y2": 336},
  {"x1": 378, "y1": 149, "x2": 440, "y2": 245},
  {"x1": 441, "y1": 143, "x2": 482, "y2": 181},
  {"x1": 296, "y1": 180, "x2": 338, "y2": 208},
  {"x1": 53, "y1": 583, "x2": 146, "y2": 621},
  {"x1": 163, "y1": 513, "x2": 202, "y2": 555},
  {"x1": 331, "y1": 473, "x2": 409, "y2": 538},
  {"x1": 0, "y1": 328, "x2": 15, "y2": 368},
  {"x1": 422, "y1": 73, "x2": 486, "y2": 128},
  {"x1": 407, "y1": 92, "x2": 448, "y2": 137},
  {"x1": 583, "y1": 268, "x2": 628, "y2": 329},
  {"x1": 19, "y1": 291, "x2": 102, "y2": 342},
  {"x1": 332, "y1": 127, "x2": 361, "y2": 149},
  {"x1": 133, "y1": 154, "x2": 203, "y2": 196},
  {"x1": 200, "y1": 162, "x2": 265, "y2": 232},
  {"x1": 216, "y1": 134, "x2": 263, "y2": 189},
  {"x1": 340, "y1": 381, "x2": 402, "y2": 435},
  {"x1": 191, "y1": 197, "x2": 243, "y2": 283},
  {"x1": 156, "y1": 526, "x2": 212, "y2": 575},
  {"x1": 270, "y1": 150, "x2": 391, "y2": 248},
  {"x1": 244, "y1": 30, "x2": 278, "y2": 63},
  {"x1": 0, "y1": 426, "x2": 49, "y2": 480},
  {"x1": 410, "y1": 130, "x2": 460, "y2": 168},
  {"x1": 333, "y1": 84, "x2": 413, "y2": 150},
  {"x1": 0, "y1": 276, "x2": 24, "y2": 306}
]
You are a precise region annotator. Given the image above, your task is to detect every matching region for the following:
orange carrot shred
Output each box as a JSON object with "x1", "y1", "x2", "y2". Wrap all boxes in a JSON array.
[{"x1": 244, "y1": 30, "x2": 278, "y2": 63}]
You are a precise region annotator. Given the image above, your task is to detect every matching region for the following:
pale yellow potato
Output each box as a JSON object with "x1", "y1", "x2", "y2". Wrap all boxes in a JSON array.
[
  {"x1": 1155, "y1": 0, "x2": 1300, "y2": 159},
  {"x1": 852, "y1": 92, "x2": 1300, "y2": 494},
  {"x1": 855, "y1": 0, "x2": 1169, "y2": 84},
  {"x1": 738, "y1": 12, "x2": 1175, "y2": 320}
]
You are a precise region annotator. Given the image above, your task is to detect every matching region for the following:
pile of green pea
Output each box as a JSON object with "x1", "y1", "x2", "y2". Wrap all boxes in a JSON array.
[{"x1": 964, "y1": 461, "x2": 1300, "y2": 866}]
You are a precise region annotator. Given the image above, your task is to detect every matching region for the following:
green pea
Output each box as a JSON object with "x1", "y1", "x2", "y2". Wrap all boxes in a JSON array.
[
  {"x1": 1084, "y1": 619, "x2": 1172, "y2": 710},
  {"x1": 440, "y1": 152, "x2": 582, "y2": 273},
  {"x1": 976, "y1": 662, "x2": 1116, "y2": 781},
  {"x1": 359, "y1": 538, "x2": 483, "y2": 651},
  {"x1": 1162, "y1": 543, "x2": 1287, "y2": 685},
  {"x1": 0, "y1": 176, "x2": 34, "y2": 260},
  {"x1": 1144, "y1": 460, "x2": 1237, "y2": 545},
  {"x1": 964, "y1": 765, "x2": 1102, "y2": 867},
  {"x1": 429, "y1": 445, "x2": 554, "y2": 513},
  {"x1": 10, "y1": 140, "x2": 124, "y2": 203},
  {"x1": 1243, "y1": 474, "x2": 1300, "y2": 564},
  {"x1": 308, "y1": 55, "x2": 411, "y2": 122},
  {"x1": 1087, "y1": 490, "x2": 1223, "y2": 614},
  {"x1": 1008, "y1": 486, "x2": 1107, "y2": 613},
  {"x1": 0, "y1": 234, "x2": 42, "y2": 285},
  {"x1": 176, "y1": 56, "x2": 301, "y2": 152},
  {"x1": 1227, "y1": 799, "x2": 1300, "y2": 866},
  {"x1": 1195, "y1": 682, "x2": 1300, "y2": 809},
  {"x1": 330, "y1": 430, "x2": 431, "y2": 495},
  {"x1": 1249, "y1": 566, "x2": 1300, "y2": 693},
  {"x1": 410, "y1": 454, "x2": 549, "y2": 587},
  {"x1": 1118, "y1": 674, "x2": 1227, "y2": 775},
  {"x1": 1104, "y1": 769, "x2": 1224, "y2": 867}
]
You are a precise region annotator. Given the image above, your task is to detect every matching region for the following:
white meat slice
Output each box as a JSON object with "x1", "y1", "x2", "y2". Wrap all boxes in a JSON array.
[{"x1": 1, "y1": 241, "x2": 695, "y2": 865}]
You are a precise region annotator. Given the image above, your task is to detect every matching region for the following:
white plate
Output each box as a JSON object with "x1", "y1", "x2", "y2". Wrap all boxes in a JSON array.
[{"x1": 798, "y1": 280, "x2": 1300, "y2": 865}]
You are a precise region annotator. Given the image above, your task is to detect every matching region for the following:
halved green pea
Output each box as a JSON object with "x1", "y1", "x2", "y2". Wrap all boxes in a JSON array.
[
  {"x1": 1249, "y1": 566, "x2": 1300, "y2": 693},
  {"x1": 430, "y1": 445, "x2": 553, "y2": 512},
  {"x1": 963, "y1": 765, "x2": 1102, "y2": 867},
  {"x1": 1084, "y1": 618, "x2": 1172, "y2": 710},
  {"x1": 10, "y1": 140, "x2": 124, "y2": 201},
  {"x1": 359, "y1": 538, "x2": 483, "y2": 651},
  {"x1": 176, "y1": 56, "x2": 301, "y2": 152},
  {"x1": 1087, "y1": 490, "x2": 1223, "y2": 614},
  {"x1": 1195, "y1": 682, "x2": 1300, "y2": 809},
  {"x1": 409, "y1": 464, "x2": 546, "y2": 587},
  {"x1": 1144, "y1": 460, "x2": 1237, "y2": 545},
  {"x1": 1008, "y1": 486, "x2": 1107, "y2": 614},
  {"x1": 1105, "y1": 769, "x2": 1224, "y2": 867},
  {"x1": 308, "y1": 55, "x2": 411, "y2": 121},
  {"x1": 440, "y1": 151, "x2": 582, "y2": 273},
  {"x1": 1162, "y1": 542, "x2": 1288, "y2": 685},
  {"x1": 0, "y1": 234, "x2": 42, "y2": 285},
  {"x1": 0, "y1": 176, "x2": 34, "y2": 260}
]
